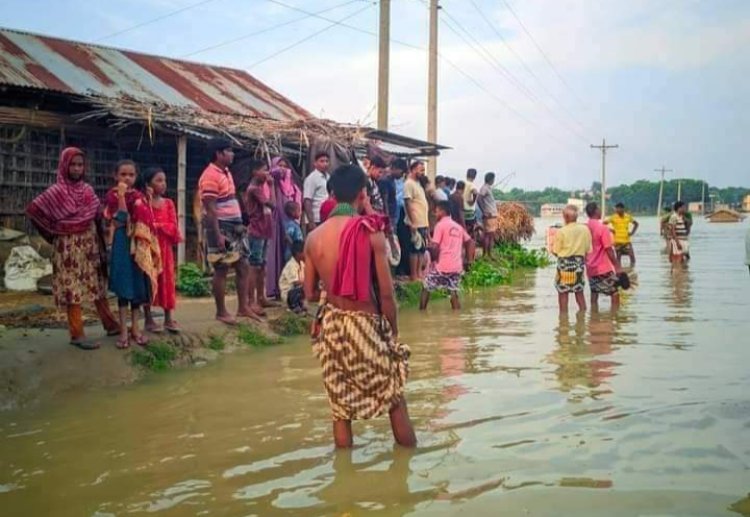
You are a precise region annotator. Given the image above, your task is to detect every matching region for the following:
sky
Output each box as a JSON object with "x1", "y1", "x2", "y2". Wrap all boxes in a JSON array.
[{"x1": 1, "y1": 0, "x2": 748, "y2": 190}]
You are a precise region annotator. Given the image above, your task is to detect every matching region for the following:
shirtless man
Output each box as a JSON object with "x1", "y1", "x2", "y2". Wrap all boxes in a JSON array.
[{"x1": 304, "y1": 163, "x2": 416, "y2": 449}]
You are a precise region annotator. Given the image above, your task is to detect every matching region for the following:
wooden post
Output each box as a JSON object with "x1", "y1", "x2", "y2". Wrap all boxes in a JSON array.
[{"x1": 177, "y1": 135, "x2": 187, "y2": 265}]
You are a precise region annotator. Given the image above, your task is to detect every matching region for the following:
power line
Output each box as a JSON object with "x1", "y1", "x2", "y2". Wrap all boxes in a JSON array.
[
  {"x1": 438, "y1": 6, "x2": 590, "y2": 145},
  {"x1": 499, "y1": 0, "x2": 585, "y2": 106},
  {"x1": 466, "y1": 0, "x2": 594, "y2": 136},
  {"x1": 181, "y1": 0, "x2": 362, "y2": 58},
  {"x1": 94, "y1": 0, "x2": 220, "y2": 42},
  {"x1": 247, "y1": 2, "x2": 374, "y2": 69}
]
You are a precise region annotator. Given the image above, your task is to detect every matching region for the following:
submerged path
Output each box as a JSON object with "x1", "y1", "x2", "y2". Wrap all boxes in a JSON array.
[{"x1": 0, "y1": 218, "x2": 749, "y2": 516}]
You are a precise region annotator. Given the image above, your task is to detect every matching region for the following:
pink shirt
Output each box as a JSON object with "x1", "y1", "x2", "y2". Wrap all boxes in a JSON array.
[
  {"x1": 432, "y1": 216, "x2": 471, "y2": 274},
  {"x1": 586, "y1": 218, "x2": 615, "y2": 277}
]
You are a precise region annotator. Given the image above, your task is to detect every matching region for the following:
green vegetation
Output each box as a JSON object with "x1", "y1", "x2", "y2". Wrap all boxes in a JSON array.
[
  {"x1": 396, "y1": 281, "x2": 447, "y2": 307},
  {"x1": 464, "y1": 243, "x2": 550, "y2": 289},
  {"x1": 130, "y1": 341, "x2": 178, "y2": 372},
  {"x1": 176, "y1": 263, "x2": 211, "y2": 298},
  {"x1": 269, "y1": 312, "x2": 310, "y2": 336},
  {"x1": 495, "y1": 180, "x2": 749, "y2": 215},
  {"x1": 206, "y1": 335, "x2": 226, "y2": 351},
  {"x1": 237, "y1": 325, "x2": 282, "y2": 347}
]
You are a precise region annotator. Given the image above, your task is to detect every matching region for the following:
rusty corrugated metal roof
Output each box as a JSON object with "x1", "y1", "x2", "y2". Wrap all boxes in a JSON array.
[{"x1": 0, "y1": 27, "x2": 312, "y2": 120}]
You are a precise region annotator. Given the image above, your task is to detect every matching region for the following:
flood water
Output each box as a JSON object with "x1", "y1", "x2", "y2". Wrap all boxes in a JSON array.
[{"x1": 1, "y1": 217, "x2": 749, "y2": 516}]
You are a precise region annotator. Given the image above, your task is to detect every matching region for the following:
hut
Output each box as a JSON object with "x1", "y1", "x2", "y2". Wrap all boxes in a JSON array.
[
  {"x1": 706, "y1": 209, "x2": 745, "y2": 223},
  {"x1": 0, "y1": 27, "x2": 446, "y2": 262}
]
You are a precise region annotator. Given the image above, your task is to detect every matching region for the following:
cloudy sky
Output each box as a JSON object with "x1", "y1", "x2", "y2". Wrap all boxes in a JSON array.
[{"x1": 2, "y1": 0, "x2": 748, "y2": 189}]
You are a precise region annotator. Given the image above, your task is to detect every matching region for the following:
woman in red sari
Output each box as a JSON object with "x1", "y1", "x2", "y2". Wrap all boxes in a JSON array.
[
  {"x1": 140, "y1": 167, "x2": 182, "y2": 333},
  {"x1": 26, "y1": 147, "x2": 119, "y2": 350}
]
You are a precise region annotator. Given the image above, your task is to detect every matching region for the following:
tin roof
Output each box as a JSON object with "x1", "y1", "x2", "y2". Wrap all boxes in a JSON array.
[{"x1": 0, "y1": 27, "x2": 311, "y2": 120}]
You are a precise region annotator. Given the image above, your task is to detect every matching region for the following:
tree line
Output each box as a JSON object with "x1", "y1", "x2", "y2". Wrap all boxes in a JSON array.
[{"x1": 494, "y1": 179, "x2": 749, "y2": 215}]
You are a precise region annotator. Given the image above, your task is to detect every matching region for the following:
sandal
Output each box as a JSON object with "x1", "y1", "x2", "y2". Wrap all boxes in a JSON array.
[
  {"x1": 130, "y1": 332, "x2": 149, "y2": 347},
  {"x1": 70, "y1": 339, "x2": 101, "y2": 351},
  {"x1": 145, "y1": 323, "x2": 164, "y2": 334},
  {"x1": 164, "y1": 321, "x2": 180, "y2": 334},
  {"x1": 115, "y1": 336, "x2": 130, "y2": 349}
]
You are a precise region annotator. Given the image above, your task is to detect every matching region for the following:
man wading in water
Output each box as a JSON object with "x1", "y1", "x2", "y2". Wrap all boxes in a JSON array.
[{"x1": 304, "y1": 164, "x2": 416, "y2": 449}]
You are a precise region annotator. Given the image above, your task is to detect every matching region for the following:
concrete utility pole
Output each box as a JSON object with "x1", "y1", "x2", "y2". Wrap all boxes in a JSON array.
[
  {"x1": 701, "y1": 181, "x2": 706, "y2": 215},
  {"x1": 655, "y1": 166, "x2": 672, "y2": 221},
  {"x1": 377, "y1": 0, "x2": 390, "y2": 131},
  {"x1": 427, "y1": 0, "x2": 439, "y2": 180},
  {"x1": 590, "y1": 138, "x2": 618, "y2": 215},
  {"x1": 677, "y1": 179, "x2": 682, "y2": 202}
]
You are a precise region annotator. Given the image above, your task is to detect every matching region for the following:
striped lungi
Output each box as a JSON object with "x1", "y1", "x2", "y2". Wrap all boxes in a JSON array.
[{"x1": 312, "y1": 304, "x2": 410, "y2": 421}]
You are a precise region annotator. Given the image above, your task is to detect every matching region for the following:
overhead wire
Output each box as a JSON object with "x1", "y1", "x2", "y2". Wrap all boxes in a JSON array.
[
  {"x1": 499, "y1": 0, "x2": 586, "y2": 107},
  {"x1": 466, "y1": 0, "x2": 595, "y2": 136},
  {"x1": 437, "y1": 6, "x2": 591, "y2": 145},
  {"x1": 246, "y1": 2, "x2": 374, "y2": 69},
  {"x1": 94, "y1": 0, "x2": 220, "y2": 42},
  {"x1": 181, "y1": 0, "x2": 363, "y2": 58}
]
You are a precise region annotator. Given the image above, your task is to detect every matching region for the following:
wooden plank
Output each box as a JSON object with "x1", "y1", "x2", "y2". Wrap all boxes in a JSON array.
[{"x1": 177, "y1": 135, "x2": 187, "y2": 265}]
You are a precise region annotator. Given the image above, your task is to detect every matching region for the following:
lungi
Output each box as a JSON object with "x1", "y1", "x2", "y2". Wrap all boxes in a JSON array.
[
  {"x1": 312, "y1": 304, "x2": 410, "y2": 421},
  {"x1": 555, "y1": 255, "x2": 585, "y2": 293},
  {"x1": 589, "y1": 271, "x2": 619, "y2": 295}
]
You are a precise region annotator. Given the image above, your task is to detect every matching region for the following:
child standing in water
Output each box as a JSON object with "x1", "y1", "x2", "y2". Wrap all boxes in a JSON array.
[
  {"x1": 140, "y1": 167, "x2": 182, "y2": 333},
  {"x1": 104, "y1": 160, "x2": 162, "y2": 349}
]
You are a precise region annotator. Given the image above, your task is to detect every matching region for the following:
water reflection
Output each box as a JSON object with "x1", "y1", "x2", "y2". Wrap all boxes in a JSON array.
[{"x1": 548, "y1": 312, "x2": 621, "y2": 401}]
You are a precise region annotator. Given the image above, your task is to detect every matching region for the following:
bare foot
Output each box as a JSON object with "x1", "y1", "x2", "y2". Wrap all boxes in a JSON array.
[
  {"x1": 236, "y1": 310, "x2": 262, "y2": 322},
  {"x1": 216, "y1": 314, "x2": 238, "y2": 326},
  {"x1": 250, "y1": 304, "x2": 267, "y2": 317}
]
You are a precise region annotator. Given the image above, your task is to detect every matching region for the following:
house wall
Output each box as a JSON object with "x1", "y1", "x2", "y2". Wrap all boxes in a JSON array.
[{"x1": 0, "y1": 122, "x2": 209, "y2": 261}]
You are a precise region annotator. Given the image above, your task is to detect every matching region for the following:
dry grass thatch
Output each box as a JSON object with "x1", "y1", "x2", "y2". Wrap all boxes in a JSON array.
[
  {"x1": 495, "y1": 202, "x2": 535, "y2": 243},
  {"x1": 76, "y1": 94, "x2": 372, "y2": 152}
]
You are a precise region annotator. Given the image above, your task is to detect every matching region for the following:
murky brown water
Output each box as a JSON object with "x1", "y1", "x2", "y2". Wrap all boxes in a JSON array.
[{"x1": 1, "y1": 218, "x2": 749, "y2": 516}]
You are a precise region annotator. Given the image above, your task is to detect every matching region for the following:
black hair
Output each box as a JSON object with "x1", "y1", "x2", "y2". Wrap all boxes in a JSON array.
[
  {"x1": 248, "y1": 159, "x2": 267, "y2": 178},
  {"x1": 290, "y1": 240, "x2": 305, "y2": 257},
  {"x1": 585, "y1": 202, "x2": 599, "y2": 217},
  {"x1": 467, "y1": 168, "x2": 477, "y2": 179},
  {"x1": 435, "y1": 200, "x2": 451, "y2": 214},
  {"x1": 447, "y1": 178, "x2": 456, "y2": 188},
  {"x1": 284, "y1": 200, "x2": 300, "y2": 217},
  {"x1": 314, "y1": 151, "x2": 330, "y2": 161},
  {"x1": 114, "y1": 159, "x2": 138, "y2": 174},
  {"x1": 456, "y1": 180, "x2": 466, "y2": 190},
  {"x1": 674, "y1": 201, "x2": 685, "y2": 211},
  {"x1": 409, "y1": 160, "x2": 424, "y2": 172},
  {"x1": 135, "y1": 166, "x2": 164, "y2": 192},
  {"x1": 436, "y1": 175, "x2": 445, "y2": 184},
  {"x1": 369, "y1": 155, "x2": 387, "y2": 169},
  {"x1": 615, "y1": 202, "x2": 625, "y2": 209},
  {"x1": 329, "y1": 164, "x2": 367, "y2": 204},
  {"x1": 484, "y1": 172, "x2": 495, "y2": 184},
  {"x1": 391, "y1": 158, "x2": 407, "y2": 172},
  {"x1": 207, "y1": 137, "x2": 233, "y2": 162}
]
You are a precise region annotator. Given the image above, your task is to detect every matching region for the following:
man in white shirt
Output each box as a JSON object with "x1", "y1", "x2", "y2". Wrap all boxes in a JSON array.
[
  {"x1": 463, "y1": 168, "x2": 479, "y2": 235},
  {"x1": 303, "y1": 152, "x2": 331, "y2": 232}
]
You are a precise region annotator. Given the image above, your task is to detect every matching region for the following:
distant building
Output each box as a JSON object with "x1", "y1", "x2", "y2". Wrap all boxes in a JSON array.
[
  {"x1": 743, "y1": 195, "x2": 750, "y2": 213},
  {"x1": 540, "y1": 204, "x2": 565, "y2": 218},
  {"x1": 567, "y1": 198, "x2": 585, "y2": 211},
  {"x1": 707, "y1": 209, "x2": 745, "y2": 223},
  {"x1": 688, "y1": 202, "x2": 705, "y2": 214}
]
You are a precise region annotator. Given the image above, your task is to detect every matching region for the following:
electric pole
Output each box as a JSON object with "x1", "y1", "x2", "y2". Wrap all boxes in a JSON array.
[
  {"x1": 377, "y1": 0, "x2": 390, "y2": 131},
  {"x1": 655, "y1": 166, "x2": 672, "y2": 221},
  {"x1": 426, "y1": 0, "x2": 439, "y2": 180},
  {"x1": 677, "y1": 179, "x2": 682, "y2": 202},
  {"x1": 701, "y1": 181, "x2": 706, "y2": 215},
  {"x1": 590, "y1": 138, "x2": 618, "y2": 215}
]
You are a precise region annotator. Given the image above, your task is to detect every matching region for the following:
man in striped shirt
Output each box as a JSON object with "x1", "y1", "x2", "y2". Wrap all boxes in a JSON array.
[
  {"x1": 668, "y1": 201, "x2": 690, "y2": 264},
  {"x1": 199, "y1": 138, "x2": 253, "y2": 325}
]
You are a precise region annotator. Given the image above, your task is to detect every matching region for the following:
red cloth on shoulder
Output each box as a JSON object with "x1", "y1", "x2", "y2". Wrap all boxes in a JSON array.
[{"x1": 330, "y1": 214, "x2": 387, "y2": 303}]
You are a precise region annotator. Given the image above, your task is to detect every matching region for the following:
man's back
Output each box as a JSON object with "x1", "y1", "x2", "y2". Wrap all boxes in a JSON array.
[
  {"x1": 306, "y1": 217, "x2": 380, "y2": 315},
  {"x1": 608, "y1": 213, "x2": 633, "y2": 244}
]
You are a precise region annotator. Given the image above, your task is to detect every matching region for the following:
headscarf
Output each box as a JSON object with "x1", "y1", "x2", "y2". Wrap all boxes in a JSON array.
[
  {"x1": 26, "y1": 147, "x2": 100, "y2": 237},
  {"x1": 270, "y1": 156, "x2": 302, "y2": 204}
]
